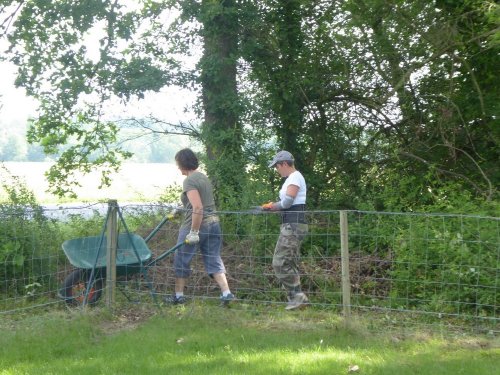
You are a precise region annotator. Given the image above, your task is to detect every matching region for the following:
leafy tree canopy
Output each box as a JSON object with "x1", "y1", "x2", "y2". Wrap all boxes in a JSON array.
[
  {"x1": 1, "y1": 0, "x2": 192, "y2": 196},
  {"x1": 0, "y1": 0, "x2": 498, "y2": 212}
]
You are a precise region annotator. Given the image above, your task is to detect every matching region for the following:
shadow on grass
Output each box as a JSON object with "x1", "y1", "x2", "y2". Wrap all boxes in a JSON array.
[{"x1": 1, "y1": 304, "x2": 498, "y2": 375}]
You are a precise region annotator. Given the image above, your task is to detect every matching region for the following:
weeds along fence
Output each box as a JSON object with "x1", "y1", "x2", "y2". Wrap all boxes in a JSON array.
[{"x1": 0, "y1": 202, "x2": 498, "y2": 332}]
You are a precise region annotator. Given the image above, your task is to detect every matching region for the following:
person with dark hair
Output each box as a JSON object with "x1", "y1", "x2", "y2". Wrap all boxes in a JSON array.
[
  {"x1": 261, "y1": 150, "x2": 309, "y2": 310},
  {"x1": 166, "y1": 148, "x2": 234, "y2": 305}
]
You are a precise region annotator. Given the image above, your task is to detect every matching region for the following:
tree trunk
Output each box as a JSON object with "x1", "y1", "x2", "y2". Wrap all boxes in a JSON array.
[{"x1": 199, "y1": 0, "x2": 245, "y2": 207}]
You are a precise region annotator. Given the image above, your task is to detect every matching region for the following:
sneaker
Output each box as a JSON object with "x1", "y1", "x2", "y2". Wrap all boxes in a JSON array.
[
  {"x1": 164, "y1": 295, "x2": 187, "y2": 305},
  {"x1": 220, "y1": 293, "x2": 235, "y2": 306},
  {"x1": 285, "y1": 292, "x2": 309, "y2": 310}
]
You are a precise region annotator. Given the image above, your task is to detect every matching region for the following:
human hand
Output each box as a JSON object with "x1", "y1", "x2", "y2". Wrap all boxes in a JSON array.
[
  {"x1": 261, "y1": 202, "x2": 274, "y2": 210},
  {"x1": 185, "y1": 230, "x2": 200, "y2": 244}
]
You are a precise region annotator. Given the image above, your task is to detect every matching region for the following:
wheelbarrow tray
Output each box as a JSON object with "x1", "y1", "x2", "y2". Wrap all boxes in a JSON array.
[{"x1": 62, "y1": 233, "x2": 152, "y2": 271}]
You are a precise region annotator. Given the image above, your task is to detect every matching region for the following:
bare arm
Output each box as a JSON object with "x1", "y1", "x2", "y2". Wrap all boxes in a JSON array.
[
  {"x1": 286, "y1": 184, "x2": 299, "y2": 198},
  {"x1": 186, "y1": 189, "x2": 203, "y2": 231}
]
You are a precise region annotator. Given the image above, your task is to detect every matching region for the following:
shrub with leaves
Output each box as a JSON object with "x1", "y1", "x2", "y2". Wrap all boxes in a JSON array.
[
  {"x1": 389, "y1": 213, "x2": 498, "y2": 317},
  {"x1": 0, "y1": 165, "x2": 60, "y2": 295}
]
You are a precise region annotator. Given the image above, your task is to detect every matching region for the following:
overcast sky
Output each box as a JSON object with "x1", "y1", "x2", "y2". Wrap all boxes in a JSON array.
[
  {"x1": 0, "y1": 56, "x2": 196, "y2": 163},
  {"x1": 0, "y1": 60, "x2": 37, "y2": 125},
  {"x1": 0, "y1": 59, "x2": 198, "y2": 130}
]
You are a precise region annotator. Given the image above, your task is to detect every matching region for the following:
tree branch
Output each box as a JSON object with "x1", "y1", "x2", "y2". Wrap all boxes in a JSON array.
[
  {"x1": 116, "y1": 116, "x2": 201, "y2": 138},
  {"x1": 0, "y1": 1, "x2": 24, "y2": 36},
  {"x1": 398, "y1": 150, "x2": 492, "y2": 199},
  {"x1": 431, "y1": 144, "x2": 494, "y2": 200}
]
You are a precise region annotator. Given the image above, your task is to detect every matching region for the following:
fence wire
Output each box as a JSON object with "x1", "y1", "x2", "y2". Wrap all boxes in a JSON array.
[{"x1": 0, "y1": 203, "x2": 498, "y2": 333}]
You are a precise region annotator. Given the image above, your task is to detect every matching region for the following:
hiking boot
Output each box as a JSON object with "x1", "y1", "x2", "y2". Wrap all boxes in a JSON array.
[
  {"x1": 285, "y1": 292, "x2": 308, "y2": 310},
  {"x1": 164, "y1": 295, "x2": 187, "y2": 305},
  {"x1": 220, "y1": 293, "x2": 235, "y2": 306}
]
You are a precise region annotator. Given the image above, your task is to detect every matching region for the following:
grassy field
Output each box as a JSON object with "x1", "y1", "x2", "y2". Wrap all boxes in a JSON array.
[
  {"x1": 1, "y1": 303, "x2": 498, "y2": 374},
  {"x1": 0, "y1": 162, "x2": 185, "y2": 203}
]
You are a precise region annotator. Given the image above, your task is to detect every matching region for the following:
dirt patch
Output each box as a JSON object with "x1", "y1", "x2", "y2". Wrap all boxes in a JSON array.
[{"x1": 98, "y1": 306, "x2": 158, "y2": 335}]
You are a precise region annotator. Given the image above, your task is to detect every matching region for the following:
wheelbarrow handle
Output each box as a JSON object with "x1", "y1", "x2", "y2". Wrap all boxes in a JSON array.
[
  {"x1": 144, "y1": 208, "x2": 181, "y2": 243},
  {"x1": 146, "y1": 241, "x2": 185, "y2": 267}
]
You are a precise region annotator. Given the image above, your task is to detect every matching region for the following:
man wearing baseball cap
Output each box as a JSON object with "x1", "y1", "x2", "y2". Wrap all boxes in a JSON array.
[{"x1": 261, "y1": 150, "x2": 309, "y2": 310}]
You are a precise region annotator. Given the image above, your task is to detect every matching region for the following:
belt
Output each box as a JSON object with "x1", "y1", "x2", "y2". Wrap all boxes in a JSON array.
[{"x1": 203, "y1": 216, "x2": 219, "y2": 224}]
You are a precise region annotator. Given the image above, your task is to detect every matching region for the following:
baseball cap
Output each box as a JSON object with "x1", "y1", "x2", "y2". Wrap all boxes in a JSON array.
[{"x1": 268, "y1": 150, "x2": 294, "y2": 168}]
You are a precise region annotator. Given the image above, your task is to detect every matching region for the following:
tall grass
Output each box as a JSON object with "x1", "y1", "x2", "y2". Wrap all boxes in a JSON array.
[{"x1": 1, "y1": 304, "x2": 498, "y2": 374}]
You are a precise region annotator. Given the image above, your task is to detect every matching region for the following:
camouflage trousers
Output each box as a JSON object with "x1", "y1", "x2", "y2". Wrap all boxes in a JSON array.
[{"x1": 272, "y1": 223, "x2": 309, "y2": 291}]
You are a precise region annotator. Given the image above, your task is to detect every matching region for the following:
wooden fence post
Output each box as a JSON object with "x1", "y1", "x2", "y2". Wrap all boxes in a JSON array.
[
  {"x1": 106, "y1": 200, "x2": 118, "y2": 308},
  {"x1": 340, "y1": 210, "x2": 351, "y2": 319}
]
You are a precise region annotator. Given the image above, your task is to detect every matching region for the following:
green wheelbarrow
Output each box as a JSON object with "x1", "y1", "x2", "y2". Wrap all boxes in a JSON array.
[{"x1": 58, "y1": 213, "x2": 184, "y2": 306}]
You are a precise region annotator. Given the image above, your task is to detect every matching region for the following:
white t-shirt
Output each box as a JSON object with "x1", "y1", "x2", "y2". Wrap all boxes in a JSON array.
[{"x1": 279, "y1": 171, "x2": 307, "y2": 205}]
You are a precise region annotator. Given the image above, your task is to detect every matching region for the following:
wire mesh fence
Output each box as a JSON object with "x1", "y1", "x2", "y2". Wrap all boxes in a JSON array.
[{"x1": 0, "y1": 202, "x2": 498, "y2": 333}]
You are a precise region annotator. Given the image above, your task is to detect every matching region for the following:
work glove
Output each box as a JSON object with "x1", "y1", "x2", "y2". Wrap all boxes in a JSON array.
[
  {"x1": 261, "y1": 202, "x2": 274, "y2": 210},
  {"x1": 185, "y1": 230, "x2": 200, "y2": 244}
]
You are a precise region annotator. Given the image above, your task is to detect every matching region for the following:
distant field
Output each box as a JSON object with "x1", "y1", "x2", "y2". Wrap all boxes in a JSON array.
[{"x1": 0, "y1": 162, "x2": 185, "y2": 203}]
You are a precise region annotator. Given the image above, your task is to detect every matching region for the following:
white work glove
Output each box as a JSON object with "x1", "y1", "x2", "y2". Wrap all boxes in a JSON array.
[{"x1": 185, "y1": 230, "x2": 200, "y2": 244}]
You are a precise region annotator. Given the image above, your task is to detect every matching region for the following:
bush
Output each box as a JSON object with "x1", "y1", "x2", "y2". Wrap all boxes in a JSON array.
[
  {"x1": 389, "y1": 213, "x2": 498, "y2": 316},
  {"x1": 0, "y1": 168, "x2": 61, "y2": 295}
]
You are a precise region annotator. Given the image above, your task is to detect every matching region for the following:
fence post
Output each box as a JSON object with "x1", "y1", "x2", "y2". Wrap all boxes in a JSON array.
[
  {"x1": 106, "y1": 199, "x2": 118, "y2": 308},
  {"x1": 340, "y1": 210, "x2": 351, "y2": 319}
]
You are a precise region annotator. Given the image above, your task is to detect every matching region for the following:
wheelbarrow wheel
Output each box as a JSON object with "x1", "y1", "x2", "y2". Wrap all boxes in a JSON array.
[{"x1": 60, "y1": 269, "x2": 104, "y2": 306}]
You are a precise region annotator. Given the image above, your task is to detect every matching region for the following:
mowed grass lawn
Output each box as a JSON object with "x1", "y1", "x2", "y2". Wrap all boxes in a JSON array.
[{"x1": 1, "y1": 303, "x2": 498, "y2": 375}]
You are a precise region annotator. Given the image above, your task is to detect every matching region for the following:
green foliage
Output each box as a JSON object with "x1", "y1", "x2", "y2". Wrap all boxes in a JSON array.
[
  {"x1": 27, "y1": 105, "x2": 133, "y2": 198},
  {"x1": 2, "y1": 0, "x2": 186, "y2": 197},
  {"x1": 358, "y1": 158, "x2": 500, "y2": 215},
  {"x1": 57, "y1": 212, "x2": 107, "y2": 241},
  {"x1": 336, "y1": 209, "x2": 499, "y2": 316},
  {"x1": 2, "y1": 0, "x2": 247, "y2": 204},
  {"x1": 158, "y1": 184, "x2": 183, "y2": 204},
  {"x1": 388, "y1": 214, "x2": 499, "y2": 316},
  {"x1": 0, "y1": 165, "x2": 60, "y2": 295},
  {"x1": 240, "y1": 0, "x2": 499, "y2": 210},
  {"x1": 1, "y1": 0, "x2": 498, "y2": 211},
  {"x1": 113, "y1": 57, "x2": 170, "y2": 100}
]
